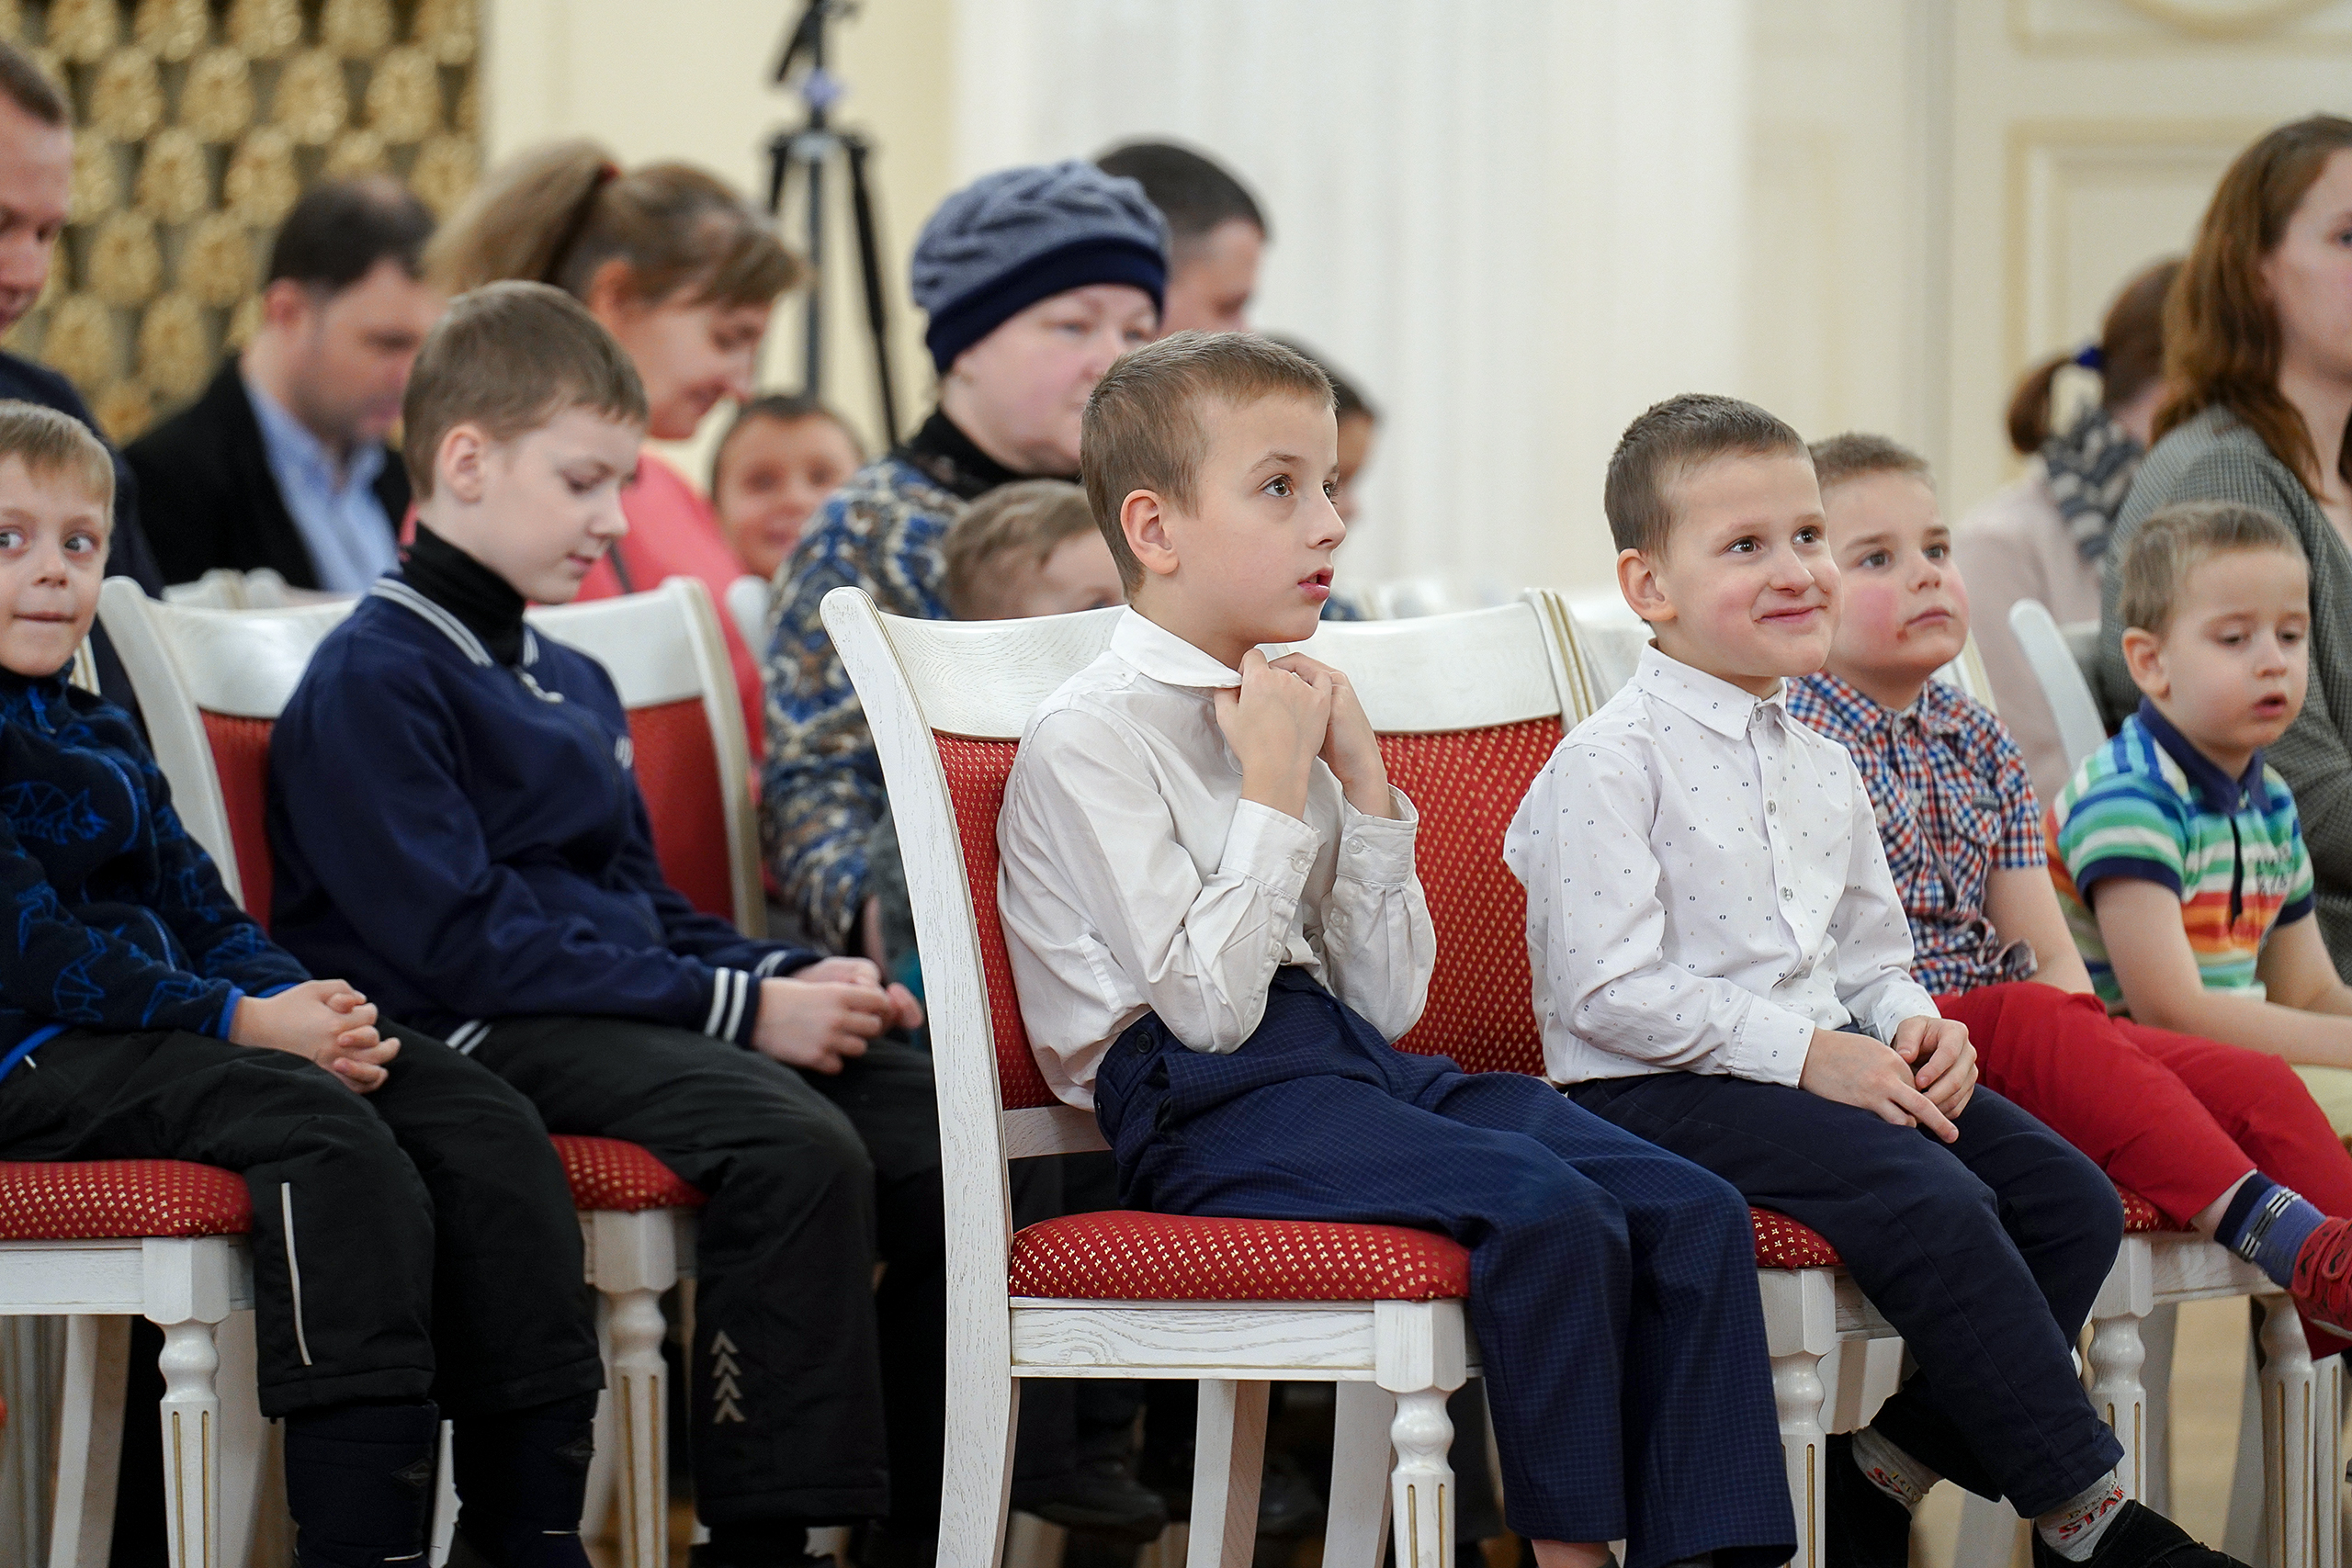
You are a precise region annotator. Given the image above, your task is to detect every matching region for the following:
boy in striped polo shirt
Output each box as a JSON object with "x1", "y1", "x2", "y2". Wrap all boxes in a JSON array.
[{"x1": 2051, "y1": 501, "x2": 2352, "y2": 1143}]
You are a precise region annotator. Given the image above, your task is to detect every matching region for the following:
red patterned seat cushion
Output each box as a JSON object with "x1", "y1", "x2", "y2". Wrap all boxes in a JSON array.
[
  {"x1": 938, "y1": 735, "x2": 1058, "y2": 1111},
  {"x1": 1752, "y1": 1208, "x2": 1841, "y2": 1268},
  {"x1": 2121, "y1": 1188, "x2": 2187, "y2": 1234},
  {"x1": 0, "y1": 1159, "x2": 252, "y2": 1239},
  {"x1": 1010, "y1": 1211, "x2": 1471, "y2": 1302},
  {"x1": 552, "y1": 1135, "x2": 703, "y2": 1213}
]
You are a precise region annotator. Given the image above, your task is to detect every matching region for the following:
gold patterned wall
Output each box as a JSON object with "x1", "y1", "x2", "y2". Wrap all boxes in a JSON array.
[{"x1": 0, "y1": 0, "x2": 481, "y2": 443}]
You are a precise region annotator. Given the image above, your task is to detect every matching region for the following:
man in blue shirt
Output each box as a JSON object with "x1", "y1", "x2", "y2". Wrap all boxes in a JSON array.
[{"x1": 130, "y1": 177, "x2": 443, "y2": 592}]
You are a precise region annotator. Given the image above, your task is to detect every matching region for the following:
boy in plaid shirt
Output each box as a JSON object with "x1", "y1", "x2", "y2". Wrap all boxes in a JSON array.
[{"x1": 1786, "y1": 434, "x2": 2352, "y2": 1356}]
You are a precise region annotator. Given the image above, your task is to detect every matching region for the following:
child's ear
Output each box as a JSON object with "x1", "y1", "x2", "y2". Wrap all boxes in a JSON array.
[
  {"x1": 1122, "y1": 489, "x2": 1181, "y2": 581},
  {"x1": 1617, "y1": 547, "x2": 1675, "y2": 626},
  {"x1": 437, "y1": 422, "x2": 491, "y2": 506},
  {"x1": 2120, "y1": 626, "x2": 2169, "y2": 699}
]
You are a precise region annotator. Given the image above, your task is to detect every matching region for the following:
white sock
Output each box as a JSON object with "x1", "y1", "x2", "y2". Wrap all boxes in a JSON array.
[
  {"x1": 1851, "y1": 1426, "x2": 1939, "y2": 1511},
  {"x1": 2036, "y1": 1472, "x2": 2126, "y2": 1562}
]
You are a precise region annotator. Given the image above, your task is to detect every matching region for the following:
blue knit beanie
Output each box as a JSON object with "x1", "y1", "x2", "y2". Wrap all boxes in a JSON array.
[{"x1": 912, "y1": 161, "x2": 1169, "y2": 373}]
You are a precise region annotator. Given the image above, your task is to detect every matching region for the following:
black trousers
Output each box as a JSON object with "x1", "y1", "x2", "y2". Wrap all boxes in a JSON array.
[
  {"x1": 1572, "y1": 1073, "x2": 2126, "y2": 1517},
  {"x1": 0, "y1": 1026, "x2": 602, "y2": 1419},
  {"x1": 469, "y1": 1018, "x2": 944, "y2": 1530}
]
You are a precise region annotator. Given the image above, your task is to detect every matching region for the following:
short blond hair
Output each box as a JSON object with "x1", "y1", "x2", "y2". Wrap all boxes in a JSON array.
[
  {"x1": 2116, "y1": 500, "x2": 2303, "y2": 635},
  {"x1": 942, "y1": 480, "x2": 1100, "y2": 619},
  {"x1": 401, "y1": 281, "x2": 648, "y2": 499},
  {"x1": 1080, "y1": 331, "x2": 1332, "y2": 592},
  {"x1": 0, "y1": 401, "x2": 114, "y2": 515}
]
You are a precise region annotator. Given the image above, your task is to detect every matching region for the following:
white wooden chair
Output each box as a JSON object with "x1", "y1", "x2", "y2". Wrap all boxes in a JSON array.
[
  {"x1": 2008, "y1": 600, "x2": 2110, "y2": 769},
  {"x1": 725, "y1": 574, "x2": 773, "y2": 664},
  {"x1": 95, "y1": 575, "x2": 771, "y2": 1568}
]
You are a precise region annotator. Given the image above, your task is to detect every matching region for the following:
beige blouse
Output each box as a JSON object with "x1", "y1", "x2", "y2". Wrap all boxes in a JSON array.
[{"x1": 1951, "y1": 465, "x2": 2104, "y2": 805}]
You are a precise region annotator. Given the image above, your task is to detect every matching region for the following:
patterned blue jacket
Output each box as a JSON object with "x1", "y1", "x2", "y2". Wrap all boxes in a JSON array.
[{"x1": 0, "y1": 669, "x2": 307, "y2": 1081}]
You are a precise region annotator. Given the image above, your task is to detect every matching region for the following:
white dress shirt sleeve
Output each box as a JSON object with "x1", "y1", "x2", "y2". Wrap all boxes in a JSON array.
[
  {"x1": 1829, "y1": 755, "x2": 1944, "y2": 1039},
  {"x1": 1307, "y1": 787, "x2": 1434, "y2": 1043},
  {"x1": 1529, "y1": 742, "x2": 1819, "y2": 1087},
  {"x1": 1000, "y1": 707, "x2": 1318, "y2": 1055}
]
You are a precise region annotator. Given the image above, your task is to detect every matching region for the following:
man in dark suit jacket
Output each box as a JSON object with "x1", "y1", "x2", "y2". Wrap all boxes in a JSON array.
[{"x1": 130, "y1": 177, "x2": 441, "y2": 591}]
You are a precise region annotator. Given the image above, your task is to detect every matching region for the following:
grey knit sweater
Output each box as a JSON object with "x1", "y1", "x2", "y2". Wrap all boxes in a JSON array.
[{"x1": 2095, "y1": 403, "x2": 2352, "y2": 974}]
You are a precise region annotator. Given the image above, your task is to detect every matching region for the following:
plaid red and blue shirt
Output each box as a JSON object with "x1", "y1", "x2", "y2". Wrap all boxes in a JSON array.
[{"x1": 1785, "y1": 672, "x2": 2044, "y2": 997}]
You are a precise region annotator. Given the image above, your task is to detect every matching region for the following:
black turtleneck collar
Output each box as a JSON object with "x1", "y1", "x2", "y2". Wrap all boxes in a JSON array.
[
  {"x1": 401, "y1": 525, "x2": 528, "y2": 666},
  {"x1": 893, "y1": 409, "x2": 1058, "y2": 502}
]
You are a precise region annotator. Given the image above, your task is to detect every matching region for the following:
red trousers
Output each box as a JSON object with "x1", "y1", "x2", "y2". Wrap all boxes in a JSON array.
[{"x1": 1939, "y1": 983, "x2": 2352, "y2": 1355}]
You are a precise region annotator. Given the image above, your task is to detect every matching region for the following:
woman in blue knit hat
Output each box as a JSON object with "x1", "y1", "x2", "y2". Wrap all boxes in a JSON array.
[{"x1": 762, "y1": 161, "x2": 1167, "y2": 955}]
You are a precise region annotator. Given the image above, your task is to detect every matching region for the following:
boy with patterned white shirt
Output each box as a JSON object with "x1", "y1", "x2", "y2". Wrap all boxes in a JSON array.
[
  {"x1": 999, "y1": 334, "x2": 1795, "y2": 1568},
  {"x1": 1507, "y1": 394, "x2": 2240, "y2": 1568}
]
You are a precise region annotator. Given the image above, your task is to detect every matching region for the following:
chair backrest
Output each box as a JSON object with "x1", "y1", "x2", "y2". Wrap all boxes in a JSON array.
[
  {"x1": 528, "y1": 578, "x2": 764, "y2": 936},
  {"x1": 98, "y1": 578, "x2": 764, "y2": 936},
  {"x1": 1936, "y1": 636, "x2": 1998, "y2": 712},
  {"x1": 2009, "y1": 598, "x2": 2110, "y2": 774},
  {"x1": 826, "y1": 587, "x2": 1597, "y2": 1289},
  {"x1": 725, "y1": 574, "x2": 773, "y2": 660}
]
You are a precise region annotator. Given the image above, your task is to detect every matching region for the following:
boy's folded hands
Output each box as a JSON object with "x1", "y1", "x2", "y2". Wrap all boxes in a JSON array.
[
  {"x1": 232, "y1": 979, "x2": 401, "y2": 1095},
  {"x1": 1800, "y1": 1020, "x2": 1973, "y2": 1143},
  {"x1": 1215, "y1": 649, "x2": 1397, "y2": 823},
  {"x1": 753, "y1": 956, "x2": 925, "y2": 1076}
]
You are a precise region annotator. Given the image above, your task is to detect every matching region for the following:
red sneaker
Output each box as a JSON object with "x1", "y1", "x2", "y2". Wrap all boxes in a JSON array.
[{"x1": 2289, "y1": 1215, "x2": 2352, "y2": 1335}]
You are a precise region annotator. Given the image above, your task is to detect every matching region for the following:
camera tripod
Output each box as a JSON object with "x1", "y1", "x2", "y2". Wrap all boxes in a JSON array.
[{"x1": 764, "y1": 0, "x2": 900, "y2": 440}]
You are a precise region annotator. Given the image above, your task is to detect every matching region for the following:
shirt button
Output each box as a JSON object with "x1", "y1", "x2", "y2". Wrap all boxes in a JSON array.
[
  {"x1": 1780, "y1": 887, "x2": 1792, "y2": 900},
  {"x1": 1348, "y1": 838, "x2": 1365, "y2": 854},
  {"x1": 1767, "y1": 800, "x2": 1778, "y2": 815}
]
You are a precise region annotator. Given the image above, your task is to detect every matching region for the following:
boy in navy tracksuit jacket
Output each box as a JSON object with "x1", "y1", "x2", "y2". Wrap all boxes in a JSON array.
[
  {"x1": 267, "y1": 283, "x2": 946, "y2": 1568},
  {"x1": 0, "y1": 399, "x2": 603, "y2": 1568}
]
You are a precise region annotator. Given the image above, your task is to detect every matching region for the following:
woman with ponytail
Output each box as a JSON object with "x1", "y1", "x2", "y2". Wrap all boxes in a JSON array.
[
  {"x1": 425, "y1": 140, "x2": 804, "y2": 750},
  {"x1": 2091, "y1": 117, "x2": 2352, "y2": 988},
  {"x1": 1955, "y1": 258, "x2": 2177, "y2": 799}
]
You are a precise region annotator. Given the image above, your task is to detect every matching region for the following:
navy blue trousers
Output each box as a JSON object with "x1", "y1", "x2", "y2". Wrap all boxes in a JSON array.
[
  {"x1": 1571, "y1": 1072, "x2": 2126, "y2": 1516},
  {"x1": 1094, "y1": 971, "x2": 1793, "y2": 1568}
]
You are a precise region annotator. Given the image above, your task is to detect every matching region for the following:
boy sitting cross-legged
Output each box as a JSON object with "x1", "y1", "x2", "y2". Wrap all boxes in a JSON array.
[
  {"x1": 0, "y1": 399, "x2": 605, "y2": 1568},
  {"x1": 266, "y1": 282, "x2": 946, "y2": 1568},
  {"x1": 1786, "y1": 435, "x2": 2352, "y2": 1357},
  {"x1": 2050, "y1": 503, "x2": 2352, "y2": 1162},
  {"x1": 1507, "y1": 393, "x2": 2243, "y2": 1568},
  {"x1": 997, "y1": 331, "x2": 1797, "y2": 1568}
]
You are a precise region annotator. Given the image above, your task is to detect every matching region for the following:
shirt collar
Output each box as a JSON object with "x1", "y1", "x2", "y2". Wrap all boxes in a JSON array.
[
  {"x1": 1811, "y1": 669, "x2": 1968, "y2": 739},
  {"x1": 1631, "y1": 644, "x2": 1786, "y2": 738},
  {"x1": 243, "y1": 367, "x2": 384, "y2": 495},
  {"x1": 2134, "y1": 697, "x2": 2265, "y2": 813},
  {"x1": 1108, "y1": 608, "x2": 1261, "y2": 690}
]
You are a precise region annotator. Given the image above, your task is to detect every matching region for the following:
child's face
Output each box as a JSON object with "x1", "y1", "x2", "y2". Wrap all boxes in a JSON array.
[
  {"x1": 1134, "y1": 391, "x2": 1344, "y2": 663},
  {"x1": 453, "y1": 406, "x2": 642, "y2": 604},
  {"x1": 714, "y1": 413, "x2": 861, "y2": 582},
  {"x1": 1821, "y1": 471, "x2": 1970, "y2": 699},
  {"x1": 1621, "y1": 452, "x2": 1836, "y2": 696},
  {"x1": 2125, "y1": 547, "x2": 2311, "y2": 769},
  {"x1": 0, "y1": 457, "x2": 107, "y2": 678},
  {"x1": 1006, "y1": 531, "x2": 1125, "y2": 619}
]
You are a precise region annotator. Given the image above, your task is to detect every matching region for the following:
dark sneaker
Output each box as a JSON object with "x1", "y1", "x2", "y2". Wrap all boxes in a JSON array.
[
  {"x1": 1824, "y1": 1433, "x2": 1911, "y2": 1568},
  {"x1": 2028, "y1": 1501, "x2": 2248, "y2": 1568},
  {"x1": 2291, "y1": 1216, "x2": 2352, "y2": 1335},
  {"x1": 1029, "y1": 1455, "x2": 1171, "y2": 1546}
]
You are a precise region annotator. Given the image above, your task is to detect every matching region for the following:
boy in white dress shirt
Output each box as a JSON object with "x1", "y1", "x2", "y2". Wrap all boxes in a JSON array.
[
  {"x1": 1508, "y1": 392, "x2": 2238, "y2": 1568},
  {"x1": 997, "y1": 333, "x2": 1794, "y2": 1568}
]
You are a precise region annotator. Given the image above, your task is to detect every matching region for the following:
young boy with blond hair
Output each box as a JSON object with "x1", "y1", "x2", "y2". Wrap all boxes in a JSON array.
[
  {"x1": 939, "y1": 479, "x2": 1125, "y2": 621},
  {"x1": 1508, "y1": 394, "x2": 2240, "y2": 1567},
  {"x1": 2050, "y1": 502, "x2": 2352, "y2": 1140},
  {"x1": 996, "y1": 332, "x2": 1794, "y2": 1568},
  {"x1": 1787, "y1": 433, "x2": 2352, "y2": 1354},
  {"x1": 0, "y1": 399, "x2": 604, "y2": 1566},
  {"x1": 266, "y1": 282, "x2": 945, "y2": 1568}
]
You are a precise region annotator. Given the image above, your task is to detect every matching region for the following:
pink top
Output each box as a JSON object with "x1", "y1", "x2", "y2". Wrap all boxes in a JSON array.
[{"x1": 576, "y1": 453, "x2": 765, "y2": 759}]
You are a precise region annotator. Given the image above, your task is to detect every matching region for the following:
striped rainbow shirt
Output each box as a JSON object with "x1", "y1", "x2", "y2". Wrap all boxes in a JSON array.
[{"x1": 2047, "y1": 700, "x2": 2313, "y2": 1008}]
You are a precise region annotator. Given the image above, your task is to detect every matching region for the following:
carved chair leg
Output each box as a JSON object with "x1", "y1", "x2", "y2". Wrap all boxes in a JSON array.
[
  {"x1": 2086, "y1": 1306, "x2": 2151, "y2": 1499},
  {"x1": 1323, "y1": 1381, "x2": 1395, "y2": 1568},
  {"x1": 1374, "y1": 1301, "x2": 1464, "y2": 1568},
  {"x1": 1185, "y1": 1380, "x2": 1269, "y2": 1568},
  {"x1": 154, "y1": 1316, "x2": 221, "y2": 1568},
  {"x1": 2258, "y1": 1293, "x2": 2318, "y2": 1568},
  {"x1": 1772, "y1": 1347, "x2": 1828, "y2": 1568},
  {"x1": 606, "y1": 1284, "x2": 670, "y2": 1568},
  {"x1": 939, "y1": 1368, "x2": 1018, "y2": 1568}
]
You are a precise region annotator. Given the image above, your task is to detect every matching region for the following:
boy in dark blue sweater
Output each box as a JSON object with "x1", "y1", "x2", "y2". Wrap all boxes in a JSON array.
[
  {"x1": 268, "y1": 283, "x2": 944, "y2": 1568},
  {"x1": 0, "y1": 399, "x2": 604, "y2": 1567}
]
